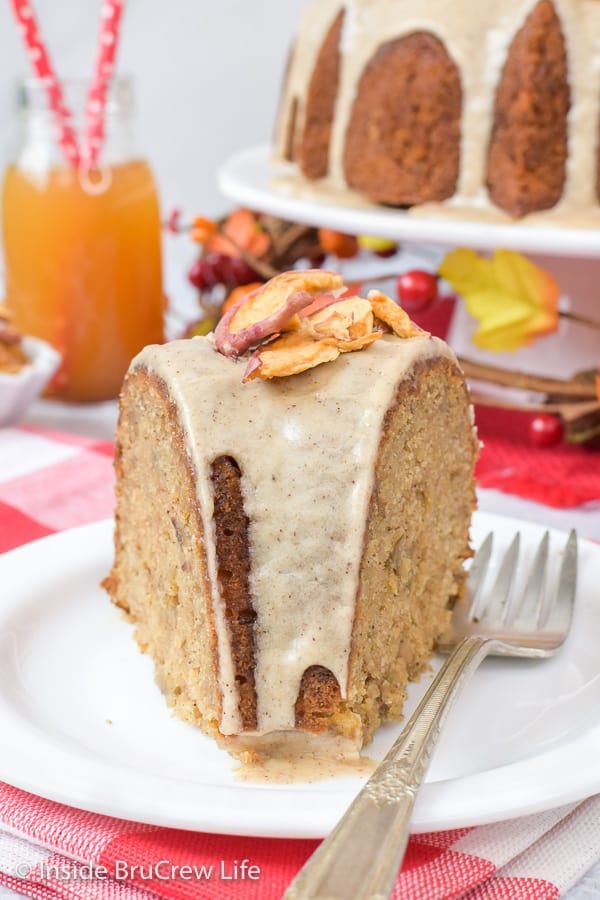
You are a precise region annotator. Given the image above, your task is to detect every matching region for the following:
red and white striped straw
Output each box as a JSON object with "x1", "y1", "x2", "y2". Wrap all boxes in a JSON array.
[
  {"x1": 80, "y1": 0, "x2": 124, "y2": 170},
  {"x1": 10, "y1": 0, "x2": 80, "y2": 167},
  {"x1": 9, "y1": 0, "x2": 125, "y2": 172}
]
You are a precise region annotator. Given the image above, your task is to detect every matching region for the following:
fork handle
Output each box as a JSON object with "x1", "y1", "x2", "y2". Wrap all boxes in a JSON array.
[{"x1": 284, "y1": 636, "x2": 495, "y2": 900}]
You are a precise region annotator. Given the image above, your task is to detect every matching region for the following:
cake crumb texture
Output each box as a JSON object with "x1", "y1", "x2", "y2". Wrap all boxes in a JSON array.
[
  {"x1": 104, "y1": 371, "x2": 222, "y2": 740},
  {"x1": 346, "y1": 356, "x2": 476, "y2": 743},
  {"x1": 343, "y1": 32, "x2": 461, "y2": 205},
  {"x1": 486, "y1": 0, "x2": 569, "y2": 216}
]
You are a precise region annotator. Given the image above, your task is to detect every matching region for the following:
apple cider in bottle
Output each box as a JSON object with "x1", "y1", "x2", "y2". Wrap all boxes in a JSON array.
[{"x1": 2, "y1": 78, "x2": 165, "y2": 402}]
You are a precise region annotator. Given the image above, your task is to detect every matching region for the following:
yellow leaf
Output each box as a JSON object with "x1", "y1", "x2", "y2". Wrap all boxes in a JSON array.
[{"x1": 439, "y1": 248, "x2": 560, "y2": 352}]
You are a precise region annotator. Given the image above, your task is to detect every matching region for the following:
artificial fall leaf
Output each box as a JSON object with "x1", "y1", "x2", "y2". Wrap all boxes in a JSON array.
[
  {"x1": 438, "y1": 248, "x2": 560, "y2": 352},
  {"x1": 190, "y1": 216, "x2": 218, "y2": 244},
  {"x1": 208, "y1": 208, "x2": 271, "y2": 258}
]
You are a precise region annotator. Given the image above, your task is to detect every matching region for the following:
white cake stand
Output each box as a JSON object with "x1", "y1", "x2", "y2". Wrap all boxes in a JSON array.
[
  {"x1": 218, "y1": 144, "x2": 600, "y2": 258},
  {"x1": 218, "y1": 144, "x2": 600, "y2": 381}
]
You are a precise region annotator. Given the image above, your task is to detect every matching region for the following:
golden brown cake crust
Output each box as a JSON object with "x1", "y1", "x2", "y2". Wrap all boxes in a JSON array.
[
  {"x1": 295, "y1": 666, "x2": 342, "y2": 733},
  {"x1": 342, "y1": 32, "x2": 461, "y2": 205},
  {"x1": 486, "y1": 0, "x2": 569, "y2": 216},
  {"x1": 296, "y1": 9, "x2": 345, "y2": 179}
]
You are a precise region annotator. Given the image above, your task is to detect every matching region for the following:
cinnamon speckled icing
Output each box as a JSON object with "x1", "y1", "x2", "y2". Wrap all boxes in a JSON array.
[
  {"x1": 274, "y1": 0, "x2": 600, "y2": 223},
  {"x1": 133, "y1": 334, "x2": 457, "y2": 736}
]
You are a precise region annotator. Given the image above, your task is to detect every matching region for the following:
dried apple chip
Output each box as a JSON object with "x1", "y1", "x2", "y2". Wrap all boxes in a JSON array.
[
  {"x1": 367, "y1": 290, "x2": 429, "y2": 339},
  {"x1": 304, "y1": 297, "x2": 374, "y2": 342},
  {"x1": 334, "y1": 331, "x2": 382, "y2": 353},
  {"x1": 243, "y1": 325, "x2": 382, "y2": 382},
  {"x1": 215, "y1": 269, "x2": 344, "y2": 358},
  {"x1": 243, "y1": 332, "x2": 340, "y2": 382}
]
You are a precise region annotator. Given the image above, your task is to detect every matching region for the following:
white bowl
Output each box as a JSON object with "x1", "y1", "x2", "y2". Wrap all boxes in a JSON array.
[{"x1": 0, "y1": 336, "x2": 61, "y2": 426}]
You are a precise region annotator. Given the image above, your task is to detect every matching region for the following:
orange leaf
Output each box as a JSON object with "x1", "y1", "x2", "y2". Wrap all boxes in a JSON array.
[
  {"x1": 208, "y1": 208, "x2": 270, "y2": 258},
  {"x1": 190, "y1": 216, "x2": 218, "y2": 244},
  {"x1": 318, "y1": 229, "x2": 359, "y2": 259}
]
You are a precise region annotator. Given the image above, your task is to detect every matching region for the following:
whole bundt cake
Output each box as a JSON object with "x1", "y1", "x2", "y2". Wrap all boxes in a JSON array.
[{"x1": 274, "y1": 0, "x2": 599, "y2": 219}]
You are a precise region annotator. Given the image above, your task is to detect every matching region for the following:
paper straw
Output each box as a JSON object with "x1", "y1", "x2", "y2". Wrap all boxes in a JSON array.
[
  {"x1": 10, "y1": 0, "x2": 126, "y2": 172},
  {"x1": 9, "y1": 0, "x2": 80, "y2": 167},
  {"x1": 80, "y1": 0, "x2": 124, "y2": 170}
]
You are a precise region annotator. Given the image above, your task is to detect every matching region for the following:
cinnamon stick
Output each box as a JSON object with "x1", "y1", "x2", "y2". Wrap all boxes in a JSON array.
[{"x1": 459, "y1": 357, "x2": 597, "y2": 399}]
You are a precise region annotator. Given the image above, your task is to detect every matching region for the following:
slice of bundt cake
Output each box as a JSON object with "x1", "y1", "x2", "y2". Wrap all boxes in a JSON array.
[{"x1": 104, "y1": 272, "x2": 478, "y2": 762}]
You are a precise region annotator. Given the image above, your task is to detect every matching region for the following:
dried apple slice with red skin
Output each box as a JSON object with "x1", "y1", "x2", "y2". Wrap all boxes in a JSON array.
[
  {"x1": 242, "y1": 326, "x2": 382, "y2": 382},
  {"x1": 214, "y1": 269, "x2": 344, "y2": 358},
  {"x1": 243, "y1": 333, "x2": 340, "y2": 382},
  {"x1": 215, "y1": 289, "x2": 313, "y2": 358},
  {"x1": 298, "y1": 292, "x2": 341, "y2": 319}
]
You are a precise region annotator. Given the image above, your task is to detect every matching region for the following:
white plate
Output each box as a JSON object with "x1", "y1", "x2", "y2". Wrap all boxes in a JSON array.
[
  {"x1": 0, "y1": 513, "x2": 598, "y2": 838},
  {"x1": 218, "y1": 145, "x2": 600, "y2": 258}
]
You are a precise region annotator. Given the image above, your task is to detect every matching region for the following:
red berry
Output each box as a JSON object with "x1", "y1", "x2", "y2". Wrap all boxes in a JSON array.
[
  {"x1": 396, "y1": 270, "x2": 439, "y2": 311},
  {"x1": 187, "y1": 259, "x2": 206, "y2": 289},
  {"x1": 529, "y1": 414, "x2": 564, "y2": 447},
  {"x1": 229, "y1": 256, "x2": 260, "y2": 286},
  {"x1": 308, "y1": 252, "x2": 326, "y2": 268},
  {"x1": 318, "y1": 229, "x2": 359, "y2": 259},
  {"x1": 204, "y1": 252, "x2": 231, "y2": 284},
  {"x1": 187, "y1": 256, "x2": 219, "y2": 290},
  {"x1": 211, "y1": 255, "x2": 256, "y2": 286},
  {"x1": 374, "y1": 244, "x2": 398, "y2": 258}
]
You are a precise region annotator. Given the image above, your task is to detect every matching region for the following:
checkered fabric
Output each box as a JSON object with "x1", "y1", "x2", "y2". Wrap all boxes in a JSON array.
[
  {"x1": 1, "y1": 423, "x2": 599, "y2": 899},
  {"x1": 0, "y1": 425, "x2": 114, "y2": 554},
  {"x1": 0, "y1": 786, "x2": 599, "y2": 899}
]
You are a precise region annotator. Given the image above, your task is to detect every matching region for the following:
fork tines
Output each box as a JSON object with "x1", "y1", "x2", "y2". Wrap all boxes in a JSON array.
[{"x1": 467, "y1": 528, "x2": 578, "y2": 635}]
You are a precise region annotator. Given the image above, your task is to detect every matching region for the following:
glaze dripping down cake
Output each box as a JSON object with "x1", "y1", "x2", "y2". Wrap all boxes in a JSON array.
[
  {"x1": 104, "y1": 272, "x2": 478, "y2": 761},
  {"x1": 274, "y1": 0, "x2": 600, "y2": 219}
]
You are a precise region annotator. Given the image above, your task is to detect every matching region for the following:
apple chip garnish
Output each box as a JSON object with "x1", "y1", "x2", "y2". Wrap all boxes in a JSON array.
[
  {"x1": 367, "y1": 290, "x2": 429, "y2": 338},
  {"x1": 243, "y1": 329, "x2": 381, "y2": 382},
  {"x1": 303, "y1": 297, "x2": 374, "y2": 342},
  {"x1": 214, "y1": 269, "x2": 344, "y2": 358}
]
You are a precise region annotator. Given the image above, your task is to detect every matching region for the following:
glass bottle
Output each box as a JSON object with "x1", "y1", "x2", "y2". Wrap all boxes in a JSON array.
[{"x1": 1, "y1": 77, "x2": 165, "y2": 402}]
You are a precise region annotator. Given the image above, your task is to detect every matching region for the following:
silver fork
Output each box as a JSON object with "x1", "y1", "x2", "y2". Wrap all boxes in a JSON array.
[{"x1": 285, "y1": 528, "x2": 578, "y2": 900}]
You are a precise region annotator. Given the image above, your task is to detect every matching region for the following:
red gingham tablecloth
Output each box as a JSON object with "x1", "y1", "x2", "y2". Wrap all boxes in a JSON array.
[{"x1": 1, "y1": 422, "x2": 599, "y2": 900}]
